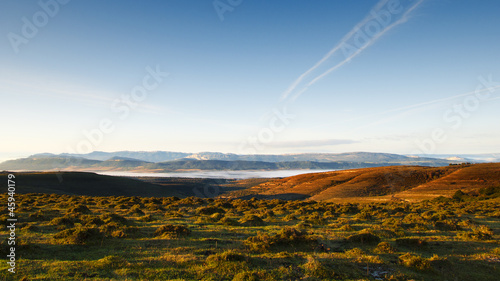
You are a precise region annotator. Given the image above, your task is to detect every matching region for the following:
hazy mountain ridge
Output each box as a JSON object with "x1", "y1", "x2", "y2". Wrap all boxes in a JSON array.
[
  {"x1": 410, "y1": 153, "x2": 500, "y2": 163},
  {"x1": 26, "y1": 151, "x2": 469, "y2": 164},
  {"x1": 0, "y1": 157, "x2": 384, "y2": 172},
  {"x1": 57, "y1": 151, "x2": 190, "y2": 162},
  {"x1": 0, "y1": 151, "x2": 465, "y2": 172}
]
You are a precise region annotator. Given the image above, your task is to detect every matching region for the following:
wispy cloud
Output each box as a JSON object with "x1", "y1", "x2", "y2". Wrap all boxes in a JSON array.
[{"x1": 281, "y1": 0, "x2": 425, "y2": 102}]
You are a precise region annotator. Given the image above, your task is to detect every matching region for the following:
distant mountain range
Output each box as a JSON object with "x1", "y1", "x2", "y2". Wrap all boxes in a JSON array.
[
  {"x1": 26, "y1": 151, "x2": 499, "y2": 164},
  {"x1": 24, "y1": 151, "x2": 450, "y2": 163},
  {"x1": 0, "y1": 151, "x2": 471, "y2": 172},
  {"x1": 410, "y1": 153, "x2": 500, "y2": 163}
]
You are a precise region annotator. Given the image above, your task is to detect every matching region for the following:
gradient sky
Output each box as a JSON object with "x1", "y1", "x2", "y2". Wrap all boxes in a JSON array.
[{"x1": 1, "y1": 0, "x2": 499, "y2": 161}]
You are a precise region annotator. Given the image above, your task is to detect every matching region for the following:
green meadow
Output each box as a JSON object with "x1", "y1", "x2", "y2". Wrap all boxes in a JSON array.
[{"x1": 1, "y1": 192, "x2": 499, "y2": 280}]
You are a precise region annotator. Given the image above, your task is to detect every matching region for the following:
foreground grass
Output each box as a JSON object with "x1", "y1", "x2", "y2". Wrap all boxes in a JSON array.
[{"x1": 0, "y1": 193, "x2": 499, "y2": 280}]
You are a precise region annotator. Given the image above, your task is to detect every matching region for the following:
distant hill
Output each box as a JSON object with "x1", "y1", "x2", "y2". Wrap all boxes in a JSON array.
[
  {"x1": 1, "y1": 151, "x2": 461, "y2": 172},
  {"x1": 224, "y1": 163, "x2": 500, "y2": 202},
  {"x1": 0, "y1": 171, "x2": 268, "y2": 198},
  {"x1": 0, "y1": 156, "x2": 100, "y2": 170},
  {"x1": 0, "y1": 171, "x2": 182, "y2": 197}
]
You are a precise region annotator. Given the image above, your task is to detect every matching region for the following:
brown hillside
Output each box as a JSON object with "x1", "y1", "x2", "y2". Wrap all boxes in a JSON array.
[
  {"x1": 227, "y1": 163, "x2": 500, "y2": 202},
  {"x1": 395, "y1": 163, "x2": 500, "y2": 201}
]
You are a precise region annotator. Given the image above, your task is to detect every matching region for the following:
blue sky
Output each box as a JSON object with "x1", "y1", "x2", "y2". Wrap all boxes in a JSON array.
[{"x1": 1, "y1": 0, "x2": 499, "y2": 161}]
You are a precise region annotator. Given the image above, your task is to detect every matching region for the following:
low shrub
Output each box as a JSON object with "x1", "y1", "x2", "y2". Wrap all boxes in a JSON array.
[
  {"x1": 399, "y1": 253, "x2": 431, "y2": 270},
  {"x1": 110, "y1": 229, "x2": 127, "y2": 238},
  {"x1": 239, "y1": 215, "x2": 265, "y2": 226},
  {"x1": 338, "y1": 224, "x2": 355, "y2": 231},
  {"x1": 22, "y1": 223, "x2": 40, "y2": 232},
  {"x1": 196, "y1": 206, "x2": 225, "y2": 215},
  {"x1": 355, "y1": 211, "x2": 372, "y2": 220},
  {"x1": 101, "y1": 224, "x2": 139, "y2": 238},
  {"x1": 154, "y1": 224, "x2": 191, "y2": 238},
  {"x1": 374, "y1": 242, "x2": 397, "y2": 254},
  {"x1": 304, "y1": 212, "x2": 326, "y2": 225},
  {"x1": 145, "y1": 203, "x2": 165, "y2": 211},
  {"x1": 395, "y1": 238, "x2": 428, "y2": 248},
  {"x1": 214, "y1": 201, "x2": 233, "y2": 209},
  {"x1": 295, "y1": 222, "x2": 313, "y2": 229},
  {"x1": 94, "y1": 255, "x2": 128, "y2": 269},
  {"x1": 262, "y1": 210, "x2": 275, "y2": 218},
  {"x1": 219, "y1": 217, "x2": 239, "y2": 226},
  {"x1": 164, "y1": 211, "x2": 184, "y2": 218},
  {"x1": 50, "y1": 216, "x2": 77, "y2": 228},
  {"x1": 434, "y1": 220, "x2": 461, "y2": 231},
  {"x1": 100, "y1": 213, "x2": 128, "y2": 225},
  {"x1": 54, "y1": 227, "x2": 103, "y2": 245},
  {"x1": 459, "y1": 225, "x2": 494, "y2": 240},
  {"x1": 80, "y1": 215, "x2": 104, "y2": 227},
  {"x1": 100, "y1": 222, "x2": 122, "y2": 235},
  {"x1": 28, "y1": 211, "x2": 49, "y2": 221},
  {"x1": 244, "y1": 227, "x2": 316, "y2": 252},
  {"x1": 115, "y1": 204, "x2": 129, "y2": 210},
  {"x1": 232, "y1": 270, "x2": 259, "y2": 281},
  {"x1": 347, "y1": 232, "x2": 381, "y2": 244},
  {"x1": 138, "y1": 214, "x2": 153, "y2": 222},
  {"x1": 344, "y1": 247, "x2": 365, "y2": 257},
  {"x1": 210, "y1": 212, "x2": 224, "y2": 221},
  {"x1": 68, "y1": 204, "x2": 91, "y2": 214},
  {"x1": 301, "y1": 256, "x2": 335, "y2": 279},
  {"x1": 128, "y1": 205, "x2": 145, "y2": 216},
  {"x1": 206, "y1": 250, "x2": 246, "y2": 264}
]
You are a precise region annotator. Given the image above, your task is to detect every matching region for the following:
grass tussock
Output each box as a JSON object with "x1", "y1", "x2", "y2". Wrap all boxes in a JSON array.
[
  {"x1": 53, "y1": 227, "x2": 103, "y2": 245},
  {"x1": 154, "y1": 224, "x2": 191, "y2": 238},
  {"x1": 244, "y1": 227, "x2": 316, "y2": 252}
]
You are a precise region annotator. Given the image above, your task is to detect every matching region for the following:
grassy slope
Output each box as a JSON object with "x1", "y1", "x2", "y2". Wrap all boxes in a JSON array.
[
  {"x1": 395, "y1": 163, "x2": 500, "y2": 200},
  {"x1": 227, "y1": 163, "x2": 500, "y2": 202}
]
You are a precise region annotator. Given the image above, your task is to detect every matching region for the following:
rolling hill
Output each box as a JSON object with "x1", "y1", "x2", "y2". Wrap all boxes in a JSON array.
[
  {"x1": 0, "y1": 171, "x2": 269, "y2": 198},
  {"x1": 0, "y1": 171, "x2": 183, "y2": 197},
  {"x1": 225, "y1": 163, "x2": 500, "y2": 202}
]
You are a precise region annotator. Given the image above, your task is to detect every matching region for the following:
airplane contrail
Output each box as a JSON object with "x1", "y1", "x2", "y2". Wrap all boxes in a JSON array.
[
  {"x1": 281, "y1": 0, "x2": 425, "y2": 102},
  {"x1": 280, "y1": 0, "x2": 390, "y2": 101}
]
